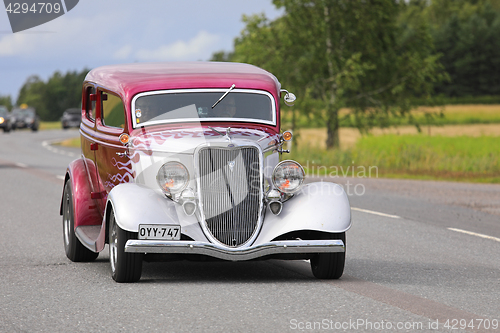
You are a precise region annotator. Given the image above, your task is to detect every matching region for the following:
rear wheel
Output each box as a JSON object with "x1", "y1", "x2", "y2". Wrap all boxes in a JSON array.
[
  {"x1": 109, "y1": 209, "x2": 143, "y2": 282},
  {"x1": 310, "y1": 232, "x2": 346, "y2": 279},
  {"x1": 62, "y1": 181, "x2": 99, "y2": 262}
]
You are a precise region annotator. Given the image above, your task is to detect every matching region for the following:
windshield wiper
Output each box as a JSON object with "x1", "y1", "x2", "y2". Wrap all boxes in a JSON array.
[{"x1": 212, "y1": 84, "x2": 235, "y2": 109}]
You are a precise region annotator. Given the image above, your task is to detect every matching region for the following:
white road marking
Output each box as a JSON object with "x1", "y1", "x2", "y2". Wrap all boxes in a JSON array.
[
  {"x1": 41, "y1": 139, "x2": 77, "y2": 157},
  {"x1": 351, "y1": 207, "x2": 401, "y2": 219},
  {"x1": 56, "y1": 175, "x2": 65, "y2": 180},
  {"x1": 448, "y1": 227, "x2": 500, "y2": 243},
  {"x1": 15, "y1": 162, "x2": 27, "y2": 168}
]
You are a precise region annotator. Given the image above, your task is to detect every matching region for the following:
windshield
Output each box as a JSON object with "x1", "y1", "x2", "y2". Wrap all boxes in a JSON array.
[
  {"x1": 12, "y1": 108, "x2": 35, "y2": 116},
  {"x1": 132, "y1": 89, "x2": 275, "y2": 128}
]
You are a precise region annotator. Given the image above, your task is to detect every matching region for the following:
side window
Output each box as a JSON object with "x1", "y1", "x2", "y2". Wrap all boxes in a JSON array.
[
  {"x1": 85, "y1": 86, "x2": 96, "y2": 120},
  {"x1": 101, "y1": 92, "x2": 125, "y2": 129}
]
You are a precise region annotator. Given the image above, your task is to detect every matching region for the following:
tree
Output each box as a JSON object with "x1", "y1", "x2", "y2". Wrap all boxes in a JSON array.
[
  {"x1": 428, "y1": 0, "x2": 500, "y2": 96},
  {"x1": 0, "y1": 95, "x2": 13, "y2": 110},
  {"x1": 17, "y1": 69, "x2": 89, "y2": 121},
  {"x1": 16, "y1": 75, "x2": 46, "y2": 115},
  {"x1": 230, "y1": 13, "x2": 311, "y2": 134},
  {"x1": 223, "y1": 0, "x2": 445, "y2": 148}
]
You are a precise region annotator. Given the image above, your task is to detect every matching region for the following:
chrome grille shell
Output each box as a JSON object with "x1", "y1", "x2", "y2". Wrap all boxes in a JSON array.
[{"x1": 195, "y1": 144, "x2": 263, "y2": 247}]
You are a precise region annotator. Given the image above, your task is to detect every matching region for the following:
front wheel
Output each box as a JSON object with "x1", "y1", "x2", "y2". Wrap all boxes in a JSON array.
[
  {"x1": 310, "y1": 232, "x2": 346, "y2": 279},
  {"x1": 109, "y1": 209, "x2": 143, "y2": 282},
  {"x1": 62, "y1": 181, "x2": 99, "y2": 262}
]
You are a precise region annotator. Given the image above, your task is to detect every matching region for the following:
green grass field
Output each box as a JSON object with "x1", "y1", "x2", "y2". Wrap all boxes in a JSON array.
[
  {"x1": 290, "y1": 134, "x2": 500, "y2": 183},
  {"x1": 39, "y1": 121, "x2": 63, "y2": 130}
]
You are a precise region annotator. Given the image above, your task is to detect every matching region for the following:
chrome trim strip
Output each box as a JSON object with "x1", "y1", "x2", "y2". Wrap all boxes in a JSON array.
[{"x1": 125, "y1": 239, "x2": 345, "y2": 261}]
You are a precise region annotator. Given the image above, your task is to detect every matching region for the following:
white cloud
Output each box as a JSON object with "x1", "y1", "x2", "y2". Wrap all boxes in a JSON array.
[
  {"x1": 0, "y1": 10, "x2": 129, "y2": 59},
  {"x1": 133, "y1": 31, "x2": 220, "y2": 61},
  {"x1": 114, "y1": 45, "x2": 133, "y2": 60},
  {"x1": 0, "y1": 32, "x2": 39, "y2": 56}
]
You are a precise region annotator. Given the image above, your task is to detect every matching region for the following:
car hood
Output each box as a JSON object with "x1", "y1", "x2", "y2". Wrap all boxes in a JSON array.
[
  {"x1": 130, "y1": 126, "x2": 279, "y2": 155},
  {"x1": 126, "y1": 125, "x2": 281, "y2": 191}
]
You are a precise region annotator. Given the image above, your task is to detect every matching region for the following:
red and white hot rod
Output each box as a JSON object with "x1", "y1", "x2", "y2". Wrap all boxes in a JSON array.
[{"x1": 60, "y1": 62, "x2": 351, "y2": 282}]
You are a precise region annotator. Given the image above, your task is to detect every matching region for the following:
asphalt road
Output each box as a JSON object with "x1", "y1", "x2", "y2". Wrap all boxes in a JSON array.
[{"x1": 1, "y1": 129, "x2": 499, "y2": 333}]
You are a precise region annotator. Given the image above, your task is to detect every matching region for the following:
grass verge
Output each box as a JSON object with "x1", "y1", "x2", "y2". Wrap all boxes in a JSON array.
[
  {"x1": 54, "y1": 137, "x2": 80, "y2": 148},
  {"x1": 39, "y1": 122, "x2": 62, "y2": 130}
]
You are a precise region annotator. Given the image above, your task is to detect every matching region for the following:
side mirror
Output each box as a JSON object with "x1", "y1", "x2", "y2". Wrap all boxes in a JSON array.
[{"x1": 280, "y1": 89, "x2": 296, "y2": 106}]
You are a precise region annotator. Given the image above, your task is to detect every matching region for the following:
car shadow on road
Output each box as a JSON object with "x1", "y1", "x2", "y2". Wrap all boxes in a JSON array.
[
  {"x1": 84, "y1": 250, "x2": 333, "y2": 284},
  {"x1": 87, "y1": 255, "x2": 317, "y2": 283},
  {"x1": 139, "y1": 260, "x2": 317, "y2": 283}
]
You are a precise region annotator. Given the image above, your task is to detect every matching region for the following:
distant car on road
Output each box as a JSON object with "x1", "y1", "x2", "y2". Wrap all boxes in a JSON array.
[
  {"x1": 11, "y1": 105, "x2": 39, "y2": 131},
  {"x1": 0, "y1": 106, "x2": 12, "y2": 133},
  {"x1": 61, "y1": 108, "x2": 81, "y2": 129}
]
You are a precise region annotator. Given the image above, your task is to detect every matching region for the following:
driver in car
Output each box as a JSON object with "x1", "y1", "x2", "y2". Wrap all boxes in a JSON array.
[{"x1": 213, "y1": 96, "x2": 236, "y2": 118}]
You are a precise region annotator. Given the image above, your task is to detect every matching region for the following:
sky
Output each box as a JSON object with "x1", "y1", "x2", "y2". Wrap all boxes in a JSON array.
[{"x1": 0, "y1": 0, "x2": 284, "y2": 102}]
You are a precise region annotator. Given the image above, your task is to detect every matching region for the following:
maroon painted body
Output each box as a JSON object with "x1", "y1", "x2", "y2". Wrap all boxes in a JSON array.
[{"x1": 63, "y1": 159, "x2": 102, "y2": 227}]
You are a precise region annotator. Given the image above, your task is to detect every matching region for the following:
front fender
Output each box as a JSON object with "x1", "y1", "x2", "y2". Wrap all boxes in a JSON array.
[
  {"x1": 60, "y1": 158, "x2": 101, "y2": 228},
  {"x1": 255, "y1": 182, "x2": 351, "y2": 244},
  {"x1": 106, "y1": 183, "x2": 208, "y2": 242}
]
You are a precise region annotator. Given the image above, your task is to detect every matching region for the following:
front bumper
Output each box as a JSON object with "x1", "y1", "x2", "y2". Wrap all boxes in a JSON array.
[{"x1": 125, "y1": 239, "x2": 345, "y2": 261}]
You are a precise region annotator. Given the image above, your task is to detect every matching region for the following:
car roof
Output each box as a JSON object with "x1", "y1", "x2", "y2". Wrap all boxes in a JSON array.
[{"x1": 84, "y1": 62, "x2": 282, "y2": 103}]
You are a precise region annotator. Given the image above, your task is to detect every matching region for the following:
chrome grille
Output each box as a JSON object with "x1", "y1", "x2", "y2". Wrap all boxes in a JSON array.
[{"x1": 198, "y1": 146, "x2": 261, "y2": 247}]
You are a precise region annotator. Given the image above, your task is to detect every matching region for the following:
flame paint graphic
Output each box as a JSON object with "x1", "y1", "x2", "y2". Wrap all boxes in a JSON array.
[
  {"x1": 103, "y1": 127, "x2": 279, "y2": 189},
  {"x1": 131, "y1": 128, "x2": 269, "y2": 153},
  {"x1": 106, "y1": 158, "x2": 135, "y2": 188}
]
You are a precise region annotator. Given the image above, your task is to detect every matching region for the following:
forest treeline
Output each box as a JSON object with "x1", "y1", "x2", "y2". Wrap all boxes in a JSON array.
[
  {"x1": 0, "y1": 69, "x2": 89, "y2": 122},
  {"x1": 0, "y1": 0, "x2": 499, "y2": 144}
]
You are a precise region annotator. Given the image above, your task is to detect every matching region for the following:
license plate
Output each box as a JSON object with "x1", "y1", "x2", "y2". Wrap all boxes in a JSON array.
[{"x1": 138, "y1": 224, "x2": 181, "y2": 240}]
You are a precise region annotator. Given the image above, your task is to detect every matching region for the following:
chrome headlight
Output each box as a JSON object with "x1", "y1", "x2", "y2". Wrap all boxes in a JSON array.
[
  {"x1": 156, "y1": 162, "x2": 189, "y2": 195},
  {"x1": 272, "y1": 160, "x2": 305, "y2": 194}
]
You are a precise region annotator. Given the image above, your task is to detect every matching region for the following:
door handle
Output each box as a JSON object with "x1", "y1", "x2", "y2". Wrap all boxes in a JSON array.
[{"x1": 116, "y1": 152, "x2": 129, "y2": 158}]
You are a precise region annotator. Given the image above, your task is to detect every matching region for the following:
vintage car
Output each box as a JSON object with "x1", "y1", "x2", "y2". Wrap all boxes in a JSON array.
[
  {"x1": 0, "y1": 106, "x2": 12, "y2": 132},
  {"x1": 61, "y1": 108, "x2": 82, "y2": 129},
  {"x1": 10, "y1": 105, "x2": 39, "y2": 131},
  {"x1": 60, "y1": 62, "x2": 351, "y2": 282}
]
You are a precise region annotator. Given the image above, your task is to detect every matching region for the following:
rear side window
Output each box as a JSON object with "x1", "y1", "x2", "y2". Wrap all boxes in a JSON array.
[
  {"x1": 85, "y1": 86, "x2": 96, "y2": 120},
  {"x1": 101, "y1": 92, "x2": 125, "y2": 129}
]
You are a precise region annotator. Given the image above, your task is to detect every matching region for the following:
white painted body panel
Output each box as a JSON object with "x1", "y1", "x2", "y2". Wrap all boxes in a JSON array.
[{"x1": 107, "y1": 181, "x2": 351, "y2": 250}]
